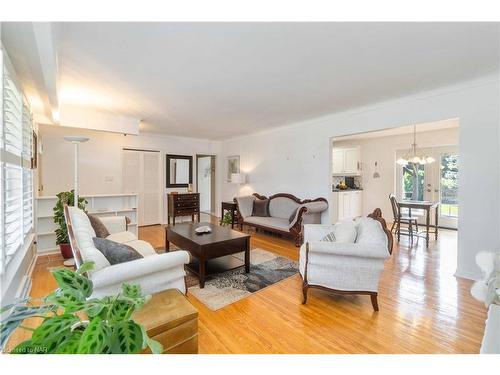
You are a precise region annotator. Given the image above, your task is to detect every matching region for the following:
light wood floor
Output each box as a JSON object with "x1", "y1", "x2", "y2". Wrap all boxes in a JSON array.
[{"x1": 25, "y1": 215, "x2": 486, "y2": 354}]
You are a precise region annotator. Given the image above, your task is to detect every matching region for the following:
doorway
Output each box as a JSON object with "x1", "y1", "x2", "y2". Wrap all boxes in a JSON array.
[
  {"x1": 196, "y1": 155, "x2": 216, "y2": 214},
  {"x1": 396, "y1": 145, "x2": 459, "y2": 229}
]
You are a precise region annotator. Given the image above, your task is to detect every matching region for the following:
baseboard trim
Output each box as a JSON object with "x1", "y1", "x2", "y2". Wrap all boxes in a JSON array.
[{"x1": 454, "y1": 269, "x2": 482, "y2": 282}]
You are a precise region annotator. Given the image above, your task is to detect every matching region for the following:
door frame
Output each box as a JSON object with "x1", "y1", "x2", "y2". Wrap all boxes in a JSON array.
[{"x1": 195, "y1": 154, "x2": 216, "y2": 214}]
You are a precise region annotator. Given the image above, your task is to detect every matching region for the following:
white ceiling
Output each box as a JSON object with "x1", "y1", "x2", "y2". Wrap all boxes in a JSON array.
[{"x1": 2, "y1": 22, "x2": 499, "y2": 139}]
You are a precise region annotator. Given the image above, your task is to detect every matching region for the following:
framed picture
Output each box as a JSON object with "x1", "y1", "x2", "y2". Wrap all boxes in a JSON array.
[{"x1": 227, "y1": 155, "x2": 240, "y2": 182}]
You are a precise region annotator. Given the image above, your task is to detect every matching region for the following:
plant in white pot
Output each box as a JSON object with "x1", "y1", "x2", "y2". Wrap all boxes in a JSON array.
[{"x1": 53, "y1": 190, "x2": 87, "y2": 260}]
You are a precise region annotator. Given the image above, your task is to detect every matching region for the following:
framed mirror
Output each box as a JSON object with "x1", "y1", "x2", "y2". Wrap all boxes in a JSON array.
[{"x1": 166, "y1": 154, "x2": 193, "y2": 188}]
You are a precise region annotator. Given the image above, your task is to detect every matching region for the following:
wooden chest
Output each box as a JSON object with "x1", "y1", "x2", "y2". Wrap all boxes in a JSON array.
[
  {"x1": 132, "y1": 289, "x2": 198, "y2": 354},
  {"x1": 167, "y1": 193, "x2": 200, "y2": 225}
]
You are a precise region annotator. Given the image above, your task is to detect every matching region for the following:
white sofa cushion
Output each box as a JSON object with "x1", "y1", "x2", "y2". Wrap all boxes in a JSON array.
[
  {"x1": 235, "y1": 196, "x2": 255, "y2": 219},
  {"x1": 244, "y1": 216, "x2": 290, "y2": 231},
  {"x1": 268, "y1": 197, "x2": 300, "y2": 220},
  {"x1": 126, "y1": 240, "x2": 157, "y2": 257},
  {"x1": 106, "y1": 231, "x2": 137, "y2": 244},
  {"x1": 355, "y1": 217, "x2": 388, "y2": 248},
  {"x1": 332, "y1": 221, "x2": 357, "y2": 243}
]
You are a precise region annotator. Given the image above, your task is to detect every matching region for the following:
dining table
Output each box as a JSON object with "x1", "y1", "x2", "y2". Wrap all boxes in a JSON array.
[{"x1": 397, "y1": 200, "x2": 439, "y2": 247}]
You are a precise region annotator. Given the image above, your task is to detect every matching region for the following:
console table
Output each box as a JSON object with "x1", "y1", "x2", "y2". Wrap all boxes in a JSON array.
[{"x1": 167, "y1": 193, "x2": 200, "y2": 225}]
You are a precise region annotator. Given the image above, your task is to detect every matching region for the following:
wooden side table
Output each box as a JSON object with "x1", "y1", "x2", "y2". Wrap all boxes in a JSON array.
[
  {"x1": 220, "y1": 201, "x2": 238, "y2": 228},
  {"x1": 132, "y1": 289, "x2": 198, "y2": 354}
]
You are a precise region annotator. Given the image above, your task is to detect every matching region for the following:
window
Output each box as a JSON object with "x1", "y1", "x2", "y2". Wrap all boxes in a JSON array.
[
  {"x1": 440, "y1": 154, "x2": 459, "y2": 217},
  {"x1": 0, "y1": 49, "x2": 34, "y2": 273},
  {"x1": 401, "y1": 162, "x2": 425, "y2": 201}
]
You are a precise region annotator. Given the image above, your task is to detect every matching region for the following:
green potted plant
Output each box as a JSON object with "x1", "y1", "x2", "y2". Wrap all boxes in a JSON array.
[
  {"x1": 220, "y1": 211, "x2": 233, "y2": 226},
  {"x1": 53, "y1": 190, "x2": 87, "y2": 259},
  {"x1": 0, "y1": 262, "x2": 162, "y2": 354}
]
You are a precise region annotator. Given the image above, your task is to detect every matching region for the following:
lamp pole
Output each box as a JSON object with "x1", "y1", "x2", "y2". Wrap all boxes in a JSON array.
[{"x1": 64, "y1": 136, "x2": 90, "y2": 207}]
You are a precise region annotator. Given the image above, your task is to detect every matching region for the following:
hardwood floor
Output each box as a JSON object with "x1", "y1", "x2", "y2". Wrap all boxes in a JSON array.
[{"x1": 25, "y1": 215, "x2": 486, "y2": 354}]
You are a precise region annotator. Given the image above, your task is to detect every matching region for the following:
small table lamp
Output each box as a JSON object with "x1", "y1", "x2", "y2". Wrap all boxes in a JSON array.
[{"x1": 231, "y1": 173, "x2": 246, "y2": 197}]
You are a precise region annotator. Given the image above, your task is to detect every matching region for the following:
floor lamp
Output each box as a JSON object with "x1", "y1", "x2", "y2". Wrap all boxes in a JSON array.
[{"x1": 63, "y1": 136, "x2": 90, "y2": 266}]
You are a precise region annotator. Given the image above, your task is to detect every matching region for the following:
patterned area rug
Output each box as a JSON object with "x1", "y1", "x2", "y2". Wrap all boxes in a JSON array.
[{"x1": 187, "y1": 248, "x2": 298, "y2": 310}]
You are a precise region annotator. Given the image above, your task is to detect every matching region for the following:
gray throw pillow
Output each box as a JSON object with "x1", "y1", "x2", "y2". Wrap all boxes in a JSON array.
[
  {"x1": 252, "y1": 198, "x2": 270, "y2": 217},
  {"x1": 321, "y1": 232, "x2": 336, "y2": 242},
  {"x1": 87, "y1": 214, "x2": 110, "y2": 238},
  {"x1": 93, "y1": 237, "x2": 143, "y2": 265}
]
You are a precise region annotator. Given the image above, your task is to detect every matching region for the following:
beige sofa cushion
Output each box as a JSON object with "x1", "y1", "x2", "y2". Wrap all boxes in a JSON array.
[
  {"x1": 244, "y1": 216, "x2": 290, "y2": 232},
  {"x1": 268, "y1": 197, "x2": 300, "y2": 220}
]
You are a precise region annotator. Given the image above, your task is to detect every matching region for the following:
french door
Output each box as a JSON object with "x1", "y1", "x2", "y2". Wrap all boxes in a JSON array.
[
  {"x1": 122, "y1": 149, "x2": 162, "y2": 226},
  {"x1": 396, "y1": 146, "x2": 459, "y2": 229}
]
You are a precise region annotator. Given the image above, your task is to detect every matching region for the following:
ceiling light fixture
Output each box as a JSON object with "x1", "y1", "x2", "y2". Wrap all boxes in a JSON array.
[{"x1": 396, "y1": 124, "x2": 435, "y2": 166}]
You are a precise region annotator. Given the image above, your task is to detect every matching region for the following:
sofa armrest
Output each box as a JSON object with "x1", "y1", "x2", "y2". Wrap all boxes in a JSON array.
[
  {"x1": 307, "y1": 241, "x2": 389, "y2": 259},
  {"x1": 302, "y1": 224, "x2": 334, "y2": 242},
  {"x1": 90, "y1": 250, "x2": 190, "y2": 289},
  {"x1": 99, "y1": 216, "x2": 127, "y2": 234},
  {"x1": 288, "y1": 206, "x2": 308, "y2": 229}
]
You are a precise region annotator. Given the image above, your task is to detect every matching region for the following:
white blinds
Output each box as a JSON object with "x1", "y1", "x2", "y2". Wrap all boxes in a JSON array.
[{"x1": 0, "y1": 49, "x2": 34, "y2": 273}]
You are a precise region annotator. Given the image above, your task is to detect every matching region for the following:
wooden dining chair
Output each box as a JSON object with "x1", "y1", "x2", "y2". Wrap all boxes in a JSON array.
[{"x1": 389, "y1": 194, "x2": 419, "y2": 244}]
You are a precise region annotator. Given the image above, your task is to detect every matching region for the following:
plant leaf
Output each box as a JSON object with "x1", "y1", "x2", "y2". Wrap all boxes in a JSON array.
[
  {"x1": 76, "y1": 261, "x2": 95, "y2": 275},
  {"x1": 45, "y1": 288, "x2": 86, "y2": 313},
  {"x1": 122, "y1": 283, "x2": 142, "y2": 299},
  {"x1": 140, "y1": 324, "x2": 163, "y2": 354},
  {"x1": 108, "y1": 300, "x2": 134, "y2": 322},
  {"x1": 84, "y1": 299, "x2": 107, "y2": 318},
  {"x1": 55, "y1": 330, "x2": 83, "y2": 354},
  {"x1": 50, "y1": 268, "x2": 93, "y2": 298},
  {"x1": 77, "y1": 317, "x2": 111, "y2": 354},
  {"x1": 31, "y1": 314, "x2": 79, "y2": 353},
  {"x1": 0, "y1": 305, "x2": 54, "y2": 350},
  {"x1": 110, "y1": 321, "x2": 143, "y2": 354}
]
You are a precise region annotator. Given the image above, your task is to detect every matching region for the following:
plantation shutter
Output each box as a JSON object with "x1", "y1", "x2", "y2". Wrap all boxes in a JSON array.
[{"x1": 0, "y1": 48, "x2": 34, "y2": 273}]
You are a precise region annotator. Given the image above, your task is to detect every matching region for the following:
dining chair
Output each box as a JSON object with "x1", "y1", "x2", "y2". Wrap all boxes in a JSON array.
[{"x1": 389, "y1": 194, "x2": 419, "y2": 245}]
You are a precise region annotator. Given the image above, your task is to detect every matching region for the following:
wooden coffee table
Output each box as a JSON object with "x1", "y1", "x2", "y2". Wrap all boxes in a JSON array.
[{"x1": 165, "y1": 222, "x2": 251, "y2": 288}]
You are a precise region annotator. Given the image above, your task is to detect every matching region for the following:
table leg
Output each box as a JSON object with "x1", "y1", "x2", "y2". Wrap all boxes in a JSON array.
[
  {"x1": 220, "y1": 208, "x2": 224, "y2": 225},
  {"x1": 435, "y1": 205, "x2": 439, "y2": 240},
  {"x1": 231, "y1": 209, "x2": 235, "y2": 229},
  {"x1": 397, "y1": 214, "x2": 401, "y2": 242},
  {"x1": 245, "y1": 237, "x2": 250, "y2": 273},
  {"x1": 199, "y1": 259, "x2": 206, "y2": 288},
  {"x1": 197, "y1": 212, "x2": 201, "y2": 222},
  {"x1": 425, "y1": 208, "x2": 430, "y2": 247},
  {"x1": 165, "y1": 230, "x2": 170, "y2": 252}
]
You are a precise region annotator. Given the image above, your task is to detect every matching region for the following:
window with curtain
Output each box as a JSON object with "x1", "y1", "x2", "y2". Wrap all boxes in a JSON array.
[{"x1": 0, "y1": 49, "x2": 34, "y2": 273}]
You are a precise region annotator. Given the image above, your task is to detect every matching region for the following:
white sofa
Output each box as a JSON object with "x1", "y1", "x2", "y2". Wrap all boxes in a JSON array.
[
  {"x1": 299, "y1": 208, "x2": 393, "y2": 311},
  {"x1": 65, "y1": 206, "x2": 190, "y2": 298}
]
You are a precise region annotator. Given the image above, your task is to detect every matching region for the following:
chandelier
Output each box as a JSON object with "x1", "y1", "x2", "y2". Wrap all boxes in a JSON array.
[{"x1": 396, "y1": 124, "x2": 435, "y2": 166}]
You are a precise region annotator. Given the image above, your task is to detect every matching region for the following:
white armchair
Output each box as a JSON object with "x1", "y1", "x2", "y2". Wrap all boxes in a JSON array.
[
  {"x1": 64, "y1": 205, "x2": 190, "y2": 298},
  {"x1": 299, "y1": 209, "x2": 393, "y2": 311}
]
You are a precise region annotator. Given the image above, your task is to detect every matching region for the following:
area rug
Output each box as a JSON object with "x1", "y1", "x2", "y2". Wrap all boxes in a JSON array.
[{"x1": 187, "y1": 248, "x2": 298, "y2": 310}]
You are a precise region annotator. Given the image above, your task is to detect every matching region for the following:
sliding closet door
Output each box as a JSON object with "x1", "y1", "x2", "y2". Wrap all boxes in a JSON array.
[{"x1": 122, "y1": 149, "x2": 161, "y2": 226}]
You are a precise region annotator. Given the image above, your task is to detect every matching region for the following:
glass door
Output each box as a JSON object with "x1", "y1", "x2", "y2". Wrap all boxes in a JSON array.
[{"x1": 396, "y1": 146, "x2": 459, "y2": 229}]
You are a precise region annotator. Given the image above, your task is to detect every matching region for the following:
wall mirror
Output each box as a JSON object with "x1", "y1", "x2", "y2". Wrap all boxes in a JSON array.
[{"x1": 166, "y1": 154, "x2": 193, "y2": 188}]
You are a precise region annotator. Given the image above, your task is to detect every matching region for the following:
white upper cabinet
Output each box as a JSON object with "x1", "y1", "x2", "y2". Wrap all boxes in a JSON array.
[{"x1": 332, "y1": 146, "x2": 361, "y2": 175}]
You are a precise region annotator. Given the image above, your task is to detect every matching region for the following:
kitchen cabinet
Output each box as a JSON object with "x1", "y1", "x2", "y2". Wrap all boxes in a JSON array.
[
  {"x1": 332, "y1": 146, "x2": 361, "y2": 175},
  {"x1": 330, "y1": 190, "x2": 363, "y2": 223}
]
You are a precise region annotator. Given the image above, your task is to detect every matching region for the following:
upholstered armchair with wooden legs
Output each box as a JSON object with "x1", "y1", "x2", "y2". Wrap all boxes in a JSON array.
[{"x1": 299, "y1": 209, "x2": 393, "y2": 311}]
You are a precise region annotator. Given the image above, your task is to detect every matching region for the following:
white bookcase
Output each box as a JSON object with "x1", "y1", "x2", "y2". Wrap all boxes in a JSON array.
[{"x1": 36, "y1": 193, "x2": 139, "y2": 254}]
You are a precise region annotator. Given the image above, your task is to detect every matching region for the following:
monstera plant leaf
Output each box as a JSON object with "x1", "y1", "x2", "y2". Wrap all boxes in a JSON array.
[
  {"x1": 51, "y1": 267, "x2": 93, "y2": 298},
  {"x1": 77, "y1": 317, "x2": 112, "y2": 354},
  {"x1": 110, "y1": 321, "x2": 144, "y2": 354},
  {"x1": 30, "y1": 314, "x2": 80, "y2": 353}
]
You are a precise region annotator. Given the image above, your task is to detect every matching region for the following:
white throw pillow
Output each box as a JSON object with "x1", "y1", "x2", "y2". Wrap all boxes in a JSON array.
[{"x1": 332, "y1": 221, "x2": 357, "y2": 243}]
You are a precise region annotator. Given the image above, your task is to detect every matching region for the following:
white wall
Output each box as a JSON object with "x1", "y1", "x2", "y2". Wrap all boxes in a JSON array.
[
  {"x1": 334, "y1": 126, "x2": 460, "y2": 220},
  {"x1": 38, "y1": 125, "x2": 223, "y2": 222},
  {"x1": 220, "y1": 75, "x2": 500, "y2": 281}
]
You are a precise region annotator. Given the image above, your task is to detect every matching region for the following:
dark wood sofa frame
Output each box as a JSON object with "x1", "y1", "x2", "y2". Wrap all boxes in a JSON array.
[{"x1": 234, "y1": 193, "x2": 328, "y2": 247}]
